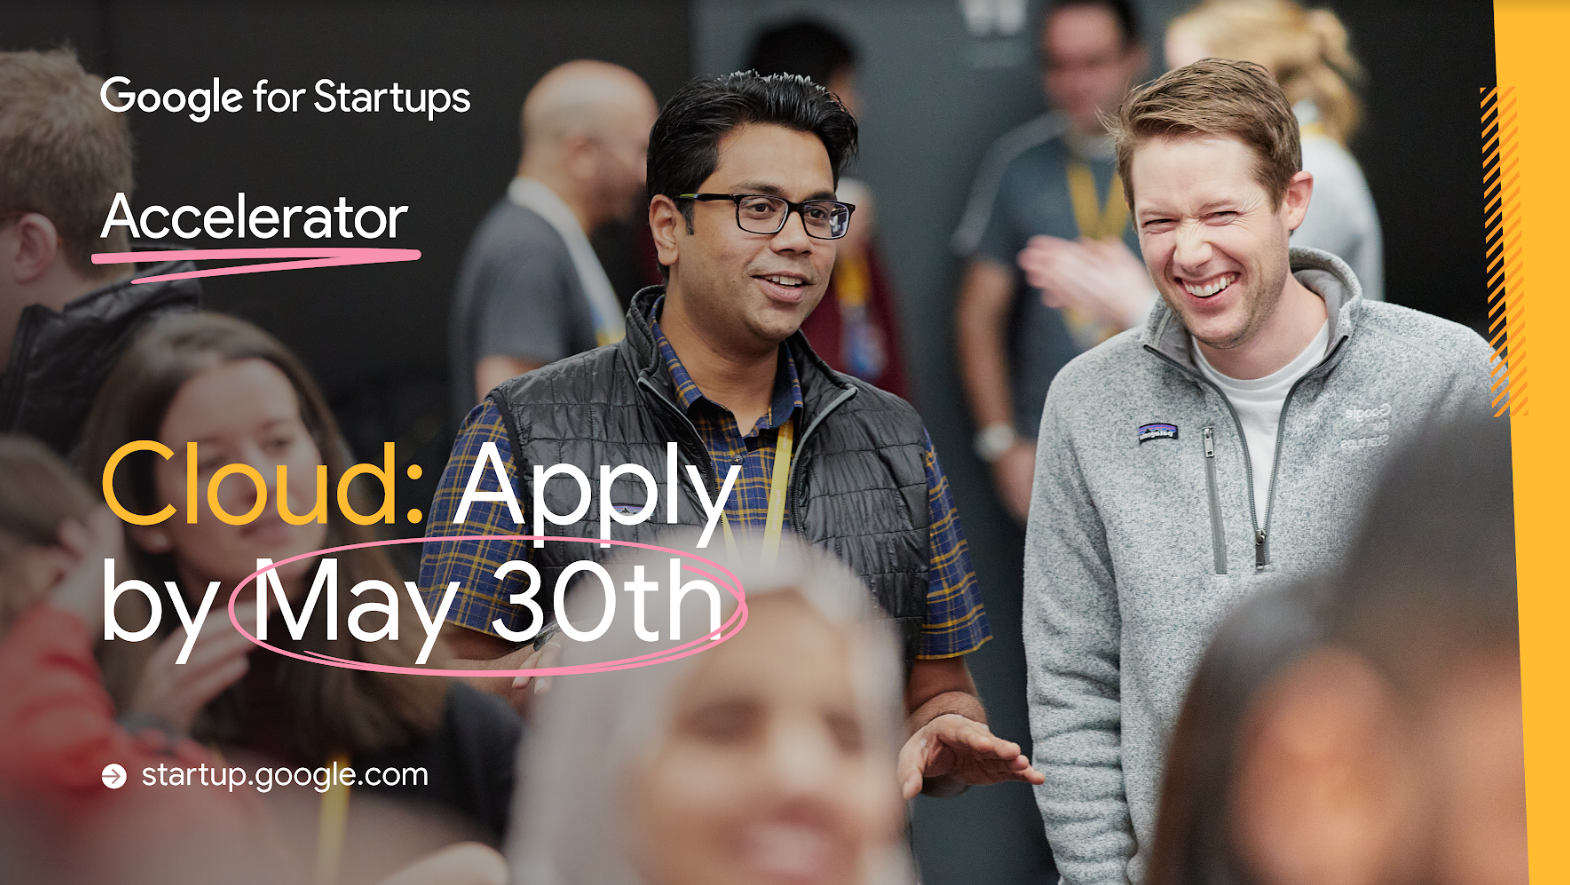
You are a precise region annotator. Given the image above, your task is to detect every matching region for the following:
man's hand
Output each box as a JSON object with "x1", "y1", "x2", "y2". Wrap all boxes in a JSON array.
[
  {"x1": 510, "y1": 636, "x2": 564, "y2": 700},
  {"x1": 897, "y1": 713, "x2": 1044, "y2": 799},
  {"x1": 990, "y1": 440, "x2": 1038, "y2": 524},
  {"x1": 1018, "y1": 235, "x2": 1157, "y2": 331},
  {"x1": 128, "y1": 601, "x2": 257, "y2": 732},
  {"x1": 441, "y1": 621, "x2": 568, "y2": 716},
  {"x1": 901, "y1": 657, "x2": 1042, "y2": 798}
]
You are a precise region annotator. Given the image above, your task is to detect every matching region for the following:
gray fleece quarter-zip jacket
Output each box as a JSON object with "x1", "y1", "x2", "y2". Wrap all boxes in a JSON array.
[{"x1": 1022, "y1": 247, "x2": 1498, "y2": 885}]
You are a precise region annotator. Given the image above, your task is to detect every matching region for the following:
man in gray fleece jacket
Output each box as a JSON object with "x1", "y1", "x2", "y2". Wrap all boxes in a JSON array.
[{"x1": 1022, "y1": 60, "x2": 1498, "y2": 885}]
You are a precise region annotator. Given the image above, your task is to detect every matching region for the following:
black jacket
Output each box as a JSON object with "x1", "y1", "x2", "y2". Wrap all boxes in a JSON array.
[
  {"x1": 489, "y1": 286, "x2": 931, "y2": 666},
  {"x1": 356, "y1": 683, "x2": 522, "y2": 846},
  {"x1": 0, "y1": 259, "x2": 200, "y2": 456}
]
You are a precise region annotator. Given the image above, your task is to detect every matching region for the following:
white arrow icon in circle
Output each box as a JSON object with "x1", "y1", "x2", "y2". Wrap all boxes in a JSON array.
[{"x1": 101, "y1": 763, "x2": 127, "y2": 789}]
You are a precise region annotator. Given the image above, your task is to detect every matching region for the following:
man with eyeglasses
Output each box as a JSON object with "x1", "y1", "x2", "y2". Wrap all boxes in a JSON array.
[{"x1": 421, "y1": 70, "x2": 1045, "y2": 799}]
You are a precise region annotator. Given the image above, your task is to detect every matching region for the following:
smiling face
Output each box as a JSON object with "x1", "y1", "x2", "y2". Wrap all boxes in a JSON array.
[
  {"x1": 133, "y1": 358, "x2": 329, "y2": 595},
  {"x1": 654, "y1": 123, "x2": 839, "y2": 355},
  {"x1": 1131, "y1": 132, "x2": 1310, "y2": 353},
  {"x1": 626, "y1": 592, "x2": 900, "y2": 885}
]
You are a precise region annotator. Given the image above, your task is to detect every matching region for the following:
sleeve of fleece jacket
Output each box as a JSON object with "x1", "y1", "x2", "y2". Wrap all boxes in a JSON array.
[
  {"x1": 1022, "y1": 384, "x2": 1133, "y2": 885},
  {"x1": 1446, "y1": 331, "x2": 1506, "y2": 418}
]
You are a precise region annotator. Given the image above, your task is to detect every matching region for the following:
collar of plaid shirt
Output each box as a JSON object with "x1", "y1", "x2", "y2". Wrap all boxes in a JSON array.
[{"x1": 648, "y1": 295, "x2": 804, "y2": 438}]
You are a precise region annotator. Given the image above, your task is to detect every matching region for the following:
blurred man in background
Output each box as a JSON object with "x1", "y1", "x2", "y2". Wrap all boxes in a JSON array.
[
  {"x1": 449, "y1": 60, "x2": 658, "y2": 421},
  {"x1": 0, "y1": 49, "x2": 199, "y2": 457},
  {"x1": 953, "y1": 0, "x2": 1151, "y2": 522}
]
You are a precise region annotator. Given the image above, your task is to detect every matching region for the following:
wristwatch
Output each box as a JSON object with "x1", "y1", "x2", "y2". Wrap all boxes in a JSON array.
[{"x1": 974, "y1": 422, "x2": 1019, "y2": 463}]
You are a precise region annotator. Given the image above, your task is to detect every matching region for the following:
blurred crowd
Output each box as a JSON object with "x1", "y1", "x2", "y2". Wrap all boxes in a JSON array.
[{"x1": 0, "y1": 2, "x2": 1521, "y2": 885}]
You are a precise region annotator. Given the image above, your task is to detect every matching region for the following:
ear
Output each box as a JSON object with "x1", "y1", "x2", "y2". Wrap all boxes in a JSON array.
[
  {"x1": 1232, "y1": 649, "x2": 1416, "y2": 885},
  {"x1": 562, "y1": 131, "x2": 598, "y2": 183},
  {"x1": 130, "y1": 524, "x2": 173, "y2": 555},
  {"x1": 1281, "y1": 170, "x2": 1314, "y2": 232},
  {"x1": 6, "y1": 213, "x2": 62, "y2": 285},
  {"x1": 648, "y1": 194, "x2": 684, "y2": 271}
]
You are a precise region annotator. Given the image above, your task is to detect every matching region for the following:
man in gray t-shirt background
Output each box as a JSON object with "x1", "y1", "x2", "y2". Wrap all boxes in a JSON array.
[
  {"x1": 953, "y1": 0, "x2": 1153, "y2": 525},
  {"x1": 449, "y1": 60, "x2": 657, "y2": 423}
]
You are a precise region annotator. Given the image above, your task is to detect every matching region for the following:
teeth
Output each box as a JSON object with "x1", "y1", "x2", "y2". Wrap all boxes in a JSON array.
[
  {"x1": 1182, "y1": 274, "x2": 1235, "y2": 297},
  {"x1": 740, "y1": 823, "x2": 836, "y2": 877},
  {"x1": 764, "y1": 275, "x2": 803, "y2": 287}
]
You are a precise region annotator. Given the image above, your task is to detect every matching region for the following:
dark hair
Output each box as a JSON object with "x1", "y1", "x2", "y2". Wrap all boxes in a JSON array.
[
  {"x1": 0, "y1": 49, "x2": 132, "y2": 278},
  {"x1": 79, "y1": 312, "x2": 445, "y2": 760},
  {"x1": 646, "y1": 71, "x2": 858, "y2": 232},
  {"x1": 0, "y1": 434, "x2": 98, "y2": 635},
  {"x1": 1043, "y1": 0, "x2": 1143, "y2": 52},
  {"x1": 1147, "y1": 584, "x2": 1325, "y2": 885},
  {"x1": 1147, "y1": 415, "x2": 1516, "y2": 885},
  {"x1": 1112, "y1": 59, "x2": 1301, "y2": 207},
  {"x1": 745, "y1": 19, "x2": 858, "y2": 88},
  {"x1": 1327, "y1": 415, "x2": 1517, "y2": 687}
]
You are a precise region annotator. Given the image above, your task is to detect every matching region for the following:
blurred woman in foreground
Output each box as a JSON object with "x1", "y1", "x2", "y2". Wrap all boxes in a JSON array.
[
  {"x1": 509, "y1": 541, "x2": 913, "y2": 885},
  {"x1": 1148, "y1": 417, "x2": 1524, "y2": 885}
]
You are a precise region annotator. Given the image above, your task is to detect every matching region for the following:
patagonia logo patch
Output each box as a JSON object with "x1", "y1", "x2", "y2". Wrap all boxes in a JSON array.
[
  {"x1": 610, "y1": 502, "x2": 649, "y2": 517},
  {"x1": 1137, "y1": 423, "x2": 1179, "y2": 443}
]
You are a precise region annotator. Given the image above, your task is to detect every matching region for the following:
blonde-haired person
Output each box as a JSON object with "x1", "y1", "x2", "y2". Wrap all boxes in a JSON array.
[
  {"x1": 1166, "y1": 0, "x2": 1384, "y2": 301},
  {"x1": 509, "y1": 538, "x2": 914, "y2": 885}
]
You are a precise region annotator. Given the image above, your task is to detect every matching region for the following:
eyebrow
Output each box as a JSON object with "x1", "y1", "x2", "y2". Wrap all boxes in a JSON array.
[
  {"x1": 1196, "y1": 199, "x2": 1241, "y2": 213},
  {"x1": 177, "y1": 417, "x2": 297, "y2": 451},
  {"x1": 1137, "y1": 198, "x2": 1241, "y2": 220},
  {"x1": 730, "y1": 180, "x2": 838, "y2": 202}
]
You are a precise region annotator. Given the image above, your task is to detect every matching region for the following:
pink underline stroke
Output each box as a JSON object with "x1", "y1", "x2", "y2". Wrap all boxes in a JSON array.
[{"x1": 91, "y1": 248, "x2": 421, "y2": 283}]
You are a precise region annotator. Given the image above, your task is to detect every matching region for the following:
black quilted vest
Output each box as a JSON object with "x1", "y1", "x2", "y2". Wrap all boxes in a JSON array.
[{"x1": 489, "y1": 286, "x2": 930, "y2": 667}]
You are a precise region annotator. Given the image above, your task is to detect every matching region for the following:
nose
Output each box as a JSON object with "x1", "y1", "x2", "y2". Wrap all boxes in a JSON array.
[
  {"x1": 770, "y1": 206, "x2": 817, "y2": 254},
  {"x1": 232, "y1": 440, "x2": 291, "y2": 514},
  {"x1": 1172, "y1": 219, "x2": 1212, "y2": 271},
  {"x1": 763, "y1": 716, "x2": 843, "y2": 799}
]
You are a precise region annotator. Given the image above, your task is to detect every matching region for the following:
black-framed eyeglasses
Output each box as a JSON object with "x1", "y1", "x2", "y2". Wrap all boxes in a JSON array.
[{"x1": 677, "y1": 193, "x2": 856, "y2": 240}]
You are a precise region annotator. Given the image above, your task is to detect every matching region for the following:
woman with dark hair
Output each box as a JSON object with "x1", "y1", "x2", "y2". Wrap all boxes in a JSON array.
[
  {"x1": 0, "y1": 433, "x2": 508, "y2": 885},
  {"x1": 1144, "y1": 584, "x2": 1324, "y2": 885},
  {"x1": 77, "y1": 312, "x2": 521, "y2": 854}
]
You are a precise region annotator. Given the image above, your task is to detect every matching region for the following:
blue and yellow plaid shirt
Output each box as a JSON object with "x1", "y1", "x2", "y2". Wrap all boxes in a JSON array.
[{"x1": 421, "y1": 314, "x2": 990, "y2": 659}]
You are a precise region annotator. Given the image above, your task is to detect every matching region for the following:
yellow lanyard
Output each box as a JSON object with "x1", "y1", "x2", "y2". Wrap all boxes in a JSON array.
[
  {"x1": 316, "y1": 753, "x2": 351, "y2": 885},
  {"x1": 1066, "y1": 160, "x2": 1129, "y2": 242},
  {"x1": 719, "y1": 419, "x2": 794, "y2": 566},
  {"x1": 833, "y1": 244, "x2": 871, "y2": 309}
]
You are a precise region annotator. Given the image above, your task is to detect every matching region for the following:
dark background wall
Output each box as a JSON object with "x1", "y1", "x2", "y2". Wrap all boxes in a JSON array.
[
  {"x1": 5, "y1": 0, "x2": 695, "y2": 512},
  {"x1": 6, "y1": 2, "x2": 1496, "y2": 883}
]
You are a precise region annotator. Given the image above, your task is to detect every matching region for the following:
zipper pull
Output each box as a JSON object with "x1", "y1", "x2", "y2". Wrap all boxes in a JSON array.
[
  {"x1": 1255, "y1": 529, "x2": 1268, "y2": 569},
  {"x1": 1203, "y1": 426, "x2": 1215, "y2": 458}
]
